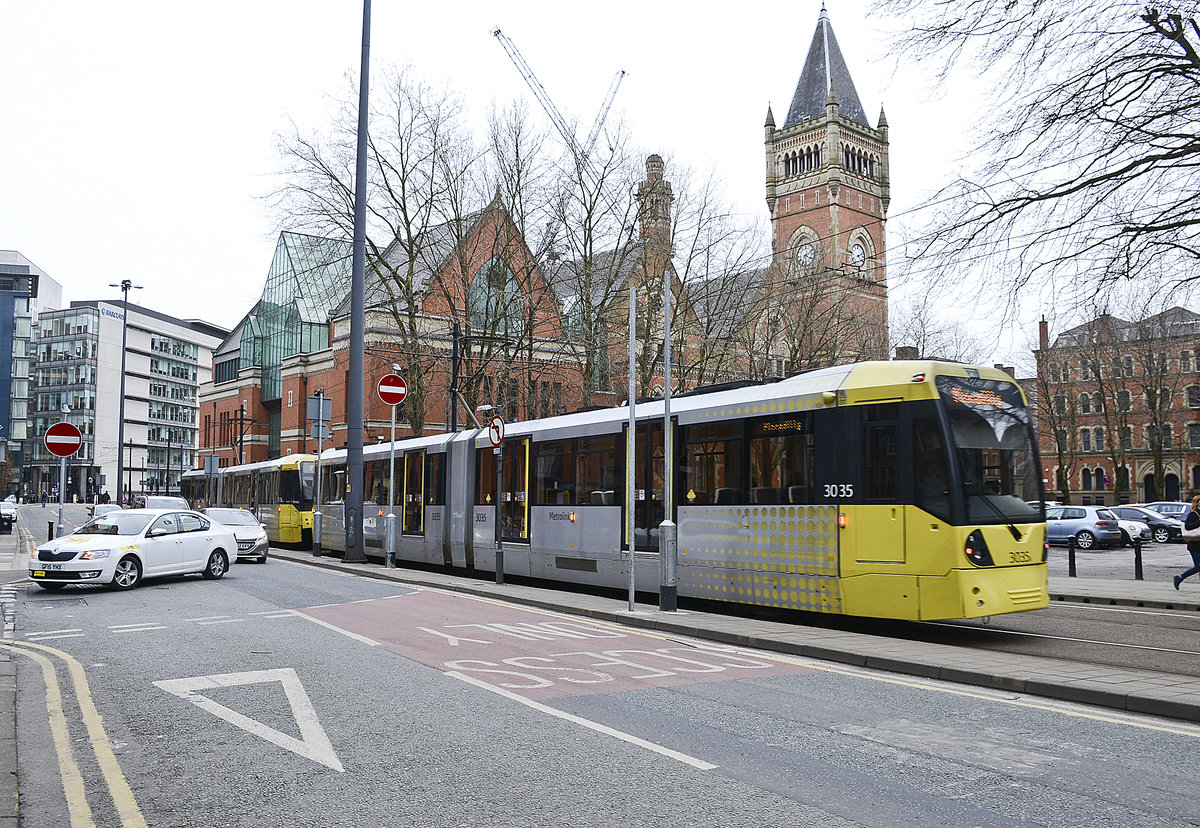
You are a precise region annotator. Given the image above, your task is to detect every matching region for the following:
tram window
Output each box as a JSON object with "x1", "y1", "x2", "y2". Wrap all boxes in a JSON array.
[
  {"x1": 325, "y1": 469, "x2": 346, "y2": 503},
  {"x1": 364, "y1": 460, "x2": 388, "y2": 505},
  {"x1": 750, "y1": 414, "x2": 814, "y2": 504},
  {"x1": 865, "y1": 424, "x2": 897, "y2": 500},
  {"x1": 424, "y1": 453, "x2": 445, "y2": 506},
  {"x1": 578, "y1": 435, "x2": 619, "y2": 505},
  {"x1": 682, "y1": 421, "x2": 744, "y2": 505},
  {"x1": 475, "y1": 448, "x2": 497, "y2": 506},
  {"x1": 912, "y1": 417, "x2": 950, "y2": 520},
  {"x1": 534, "y1": 440, "x2": 576, "y2": 505}
]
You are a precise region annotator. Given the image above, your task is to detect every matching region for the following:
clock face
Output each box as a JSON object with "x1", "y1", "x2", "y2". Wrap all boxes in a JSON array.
[
  {"x1": 851, "y1": 243, "x2": 866, "y2": 268},
  {"x1": 795, "y1": 243, "x2": 815, "y2": 266}
]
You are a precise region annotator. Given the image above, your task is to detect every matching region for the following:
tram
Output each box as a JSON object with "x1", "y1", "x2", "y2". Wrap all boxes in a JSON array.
[
  {"x1": 180, "y1": 455, "x2": 316, "y2": 546},
  {"x1": 312, "y1": 360, "x2": 1049, "y2": 621}
]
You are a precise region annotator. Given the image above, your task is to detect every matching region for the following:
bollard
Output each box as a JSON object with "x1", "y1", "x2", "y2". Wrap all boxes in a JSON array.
[
  {"x1": 1068, "y1": 535, "x2": 1077, "y2": 577},
  {"x1": 47, "y1": 521, "x2": 54, "y2": 543},
  {"x1": 1133, "y1": 536, "x2": 1144, "y2": 580},
  {"x1": 312, "y1": 510, "x2": 322, "y2": 557}
]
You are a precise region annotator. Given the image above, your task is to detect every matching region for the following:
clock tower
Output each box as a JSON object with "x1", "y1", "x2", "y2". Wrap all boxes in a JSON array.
[{"x1": 764, "y1": 4, "x2": 889, "y2": 358}]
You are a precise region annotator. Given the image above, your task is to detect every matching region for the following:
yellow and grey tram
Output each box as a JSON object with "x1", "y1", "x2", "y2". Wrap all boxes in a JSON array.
[
  {"x1": 181, "y1": 454, "x2": 316, "y2": 546},
  {"x1": 312, "y1": 361, "x2": 1048, "y2": 621}
]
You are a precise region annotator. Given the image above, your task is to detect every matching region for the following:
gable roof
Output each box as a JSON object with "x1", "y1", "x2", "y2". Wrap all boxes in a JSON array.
[
  {"x1": 783, "y1": 5, "x2": 870, "y2": 129},
  {"x1": 1051, "y1": 307, "x2": 1200, "y2": 348}
]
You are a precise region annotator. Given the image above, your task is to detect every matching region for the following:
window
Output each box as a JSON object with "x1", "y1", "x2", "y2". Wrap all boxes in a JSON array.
[
  {"x1": 1094, "y1": 428, "x2": 1105, "y2": 452},
  {"x1": 749, "y1": 414, "x2": 814, "y2": 505},
  {"x1": 1082, "y1": 469, "x2": 1092, "y2": 490},
  {"x1": 1094, "y1": 393, "x2": 1104, "y2": 412},
  {"x1": 1050, "y1": 364, "x2": 1061, "y2": 383},
  {"x1": 1081, "y1": 430, "x2": 1092, "y2": 452},
  {"x1": 1184, "y1": 350, "x2": 1194, "y2": 373},
  {"x1": 1054, "y1": 395, "x2": 1066, "y2": 415},
  {"x1": 1081, "y1": 394, "x2": 1091, "y2": 414},
  {"x1": 863, "y1": 405, "x2": 898, "y2": 501},
  {"x1": 1122, "y1": 426, "x2": 1133, "y2": 450},
  {"x1": 1189, "y1": 424, "x2": 1200, "y2": 449},
  {"x1": 1188, "y1": 386, "x2": 1200, "y2": 408},
  {"x1": 682, "y1": 421, "x2": 744, "y2": 505},
  {"x1": 1118, "y1": 390, "x2": 1131, "y2": 411},
  {"x1": 534, "y1": 440, "x2": 576, "y2": 505}
]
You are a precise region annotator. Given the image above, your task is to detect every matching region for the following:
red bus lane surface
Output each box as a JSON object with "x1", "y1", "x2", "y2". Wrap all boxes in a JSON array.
[{"x1": 301, "y1": 590, "x2": 814, "y2": 702}]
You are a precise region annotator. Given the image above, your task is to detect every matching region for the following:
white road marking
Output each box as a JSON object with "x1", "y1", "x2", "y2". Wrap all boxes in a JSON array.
[
  {"x1": 185, "y1": 615, "x2": 231, "y2": 622},
  {"x1": 153, "y1": 668, "x2": 343, "y2": 772},
  {"x1": 445, "y1": 670, "x2": 718, "y2": 771},
  {"x1": 194, "y1": 618, "x2": 244, "y2": 626},
  {"x1": 250, "y1": 610, "x2": 299, "y2": 618},
  {"x1": 109, "y1": 623, "x2": 168, "y2": 633},
  {"x1": 27, "y1": 632, "x2": 87, "y2": 641},
  {"x1": 298, "y1": 613, "x2": 381, "y2": 647}
]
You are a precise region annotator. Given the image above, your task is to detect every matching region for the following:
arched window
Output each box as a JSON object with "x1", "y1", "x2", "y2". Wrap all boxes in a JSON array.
[
  {"x1": 1081, "y1": 394, "x2": 1091, "y2": 414},
  {"x1": 468, "y1": 258, "x2": 525, "y2": 339},
  {"x1": 1096, "y1": 467, "x2": 1107, "y2": 488},
  {"x1": 1082, "y1": 468, "x2": 1093, "y2": 490},
  {"x1": 1117, "y1": 465, "x2": 1130, "y2": 491}
]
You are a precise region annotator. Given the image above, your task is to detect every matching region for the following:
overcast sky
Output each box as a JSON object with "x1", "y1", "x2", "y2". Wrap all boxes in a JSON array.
[{"x1": 2, "y1": 1, "x2": 993, "y2": 356}]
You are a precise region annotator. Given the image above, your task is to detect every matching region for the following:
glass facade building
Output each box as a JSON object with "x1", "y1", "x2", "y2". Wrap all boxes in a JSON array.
[
  {"x1": 237, "y1": 232, "x2": 352, "y2": 403},
  {"x1": 0, "y1": 263, "x2": 36, "y2": 496}
]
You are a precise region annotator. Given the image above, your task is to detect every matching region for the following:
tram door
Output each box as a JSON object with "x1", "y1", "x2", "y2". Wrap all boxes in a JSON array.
[
  {"x1": 402, "y1": 451, "x2": 423, "y2": 535},
  {"x1": 631, "y1": 423, "x2": 664, "y2": 551},
  {"x1": 500, "y1": 438, "x2": 530, "y2": 543}
]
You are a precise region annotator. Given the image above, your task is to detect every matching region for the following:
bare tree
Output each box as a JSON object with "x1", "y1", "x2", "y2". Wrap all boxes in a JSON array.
[
  {"x1": 877, "y1": 2, "x2": 1200, "y2": 308},
  {"x1": 890, "y1": 292, "x2": 990, "y2": 363},
  {"x1": 1032, "y1": 349, "x2": 1082, "y2": 503},
  {"x1": 272, "y1": 66, "x2": 472, "y2": 435}
]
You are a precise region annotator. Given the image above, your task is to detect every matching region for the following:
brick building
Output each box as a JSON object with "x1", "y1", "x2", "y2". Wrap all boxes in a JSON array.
[
  {"x1": 1033, "y1": 309, "x2": 1200, "y2": 504},
  {"x1": 762, "y1": 4, "x2": 889, "y2": 362}
]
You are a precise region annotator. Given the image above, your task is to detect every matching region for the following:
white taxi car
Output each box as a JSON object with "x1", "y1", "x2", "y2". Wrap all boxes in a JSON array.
[{"x1": 29, "y1": 509, "x2": 236, "y2": 590}]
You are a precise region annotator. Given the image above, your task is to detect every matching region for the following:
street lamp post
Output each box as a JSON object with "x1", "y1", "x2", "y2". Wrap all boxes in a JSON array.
[{"x1": 109, "y1": 280, "x2": 141, "y2": 506}]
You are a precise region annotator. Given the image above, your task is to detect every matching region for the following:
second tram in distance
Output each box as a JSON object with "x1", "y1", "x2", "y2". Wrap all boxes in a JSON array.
[
  {"x1": 181, "y1": 454, "x2": 316, "y2": 546},
  {"x1": 309, "y1": 360, "x2": 1048, "y2": 621}
]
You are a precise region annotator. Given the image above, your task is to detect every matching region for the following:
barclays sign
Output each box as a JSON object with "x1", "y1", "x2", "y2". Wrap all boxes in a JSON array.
[{"x1": 101, "y1": 307, "x2": 125, "y2": 320}]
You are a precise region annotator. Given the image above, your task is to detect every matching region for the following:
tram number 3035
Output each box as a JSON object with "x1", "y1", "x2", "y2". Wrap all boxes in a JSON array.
[{"x1": 823, "y1": 484, "x2": 854, "y2": 498}]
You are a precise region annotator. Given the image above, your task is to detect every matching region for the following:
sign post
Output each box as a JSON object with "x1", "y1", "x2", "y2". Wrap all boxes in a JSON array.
[
  {"x1": 45, "y1": 421, "x2": 82, "y2": 538},
  {"x1": 489, "y1": 413, "x2": 505, "y2": 584},
  {"x1": 378, "y1": 373, "x2": 408, "y2": 568},
  {"x1": 308, "y1": 390, "x2": 331, "y2": 556}
]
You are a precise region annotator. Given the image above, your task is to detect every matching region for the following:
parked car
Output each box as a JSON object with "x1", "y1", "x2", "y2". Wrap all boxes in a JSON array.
[
  {"x1": 29, "y1": 509, "x2": 236, "y2": 590},
  {"x1": 203, "y1": 507, "x2": 269, "y2": 563},
  {"x1": 1144, "y1": 501, "x2": 1192, "y2": 521},
  {"x1": 1044, "y1": 505, "x2": 1123, "y2": 549},
  {"x1": 1113, "y1": 517, "x2": 1151, "y2": 546},
  {"x1": 132, "y1": 495, "x2": 191, "y2": 510},
  {"x1": 0, "y1": 501, "x2": 14, "y2": 532},
  {"x1": 1110, "y1": 505, "x2": 1183, "y2": 543}
]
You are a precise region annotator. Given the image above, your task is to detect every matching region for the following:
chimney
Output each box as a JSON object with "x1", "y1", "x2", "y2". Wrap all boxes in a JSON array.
[
  {"x1": 1038, "y1": 316, "x2": 1049, "y2": 350},
  {"x1": 894, "y1": 345, "x2": 919, "y2": 360}
]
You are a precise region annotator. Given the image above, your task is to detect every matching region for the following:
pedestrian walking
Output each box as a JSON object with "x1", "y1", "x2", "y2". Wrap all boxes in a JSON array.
[{"x1": 1174, "y1": 494, "x2": 1200, "y2": 589}]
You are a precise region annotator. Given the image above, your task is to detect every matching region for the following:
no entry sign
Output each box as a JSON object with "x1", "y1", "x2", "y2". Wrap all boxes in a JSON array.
[
  {"x1": 378, "y1": 373, "x2": 408, "y2": 406},
  {"x1": 44, "y1": 422, "x2": 83, "y2": 457}
]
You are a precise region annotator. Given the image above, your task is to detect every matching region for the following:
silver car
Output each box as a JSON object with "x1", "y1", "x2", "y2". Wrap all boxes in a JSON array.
[
  {"x1": 1044, "y1": 505, "x2": 1123, "y2": 549},
  {"x1": 203, "y1": 508, "x2": 270, "y2": 563}
]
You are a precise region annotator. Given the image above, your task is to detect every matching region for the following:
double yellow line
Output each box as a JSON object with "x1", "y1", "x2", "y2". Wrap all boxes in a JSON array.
[{"x1": 1, "y1": 640, "x2": 146, "y2": 828}]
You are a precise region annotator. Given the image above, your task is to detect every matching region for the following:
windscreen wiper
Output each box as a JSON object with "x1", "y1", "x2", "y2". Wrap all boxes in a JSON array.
[{"x1": 965, "y1": 482, "x2": 1022, "y2": 540}]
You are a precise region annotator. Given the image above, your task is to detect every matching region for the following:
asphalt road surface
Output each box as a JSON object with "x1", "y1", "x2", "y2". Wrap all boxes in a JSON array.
[{"x1": 7, "y1": 557, "x2": 1200, "y2": 827}]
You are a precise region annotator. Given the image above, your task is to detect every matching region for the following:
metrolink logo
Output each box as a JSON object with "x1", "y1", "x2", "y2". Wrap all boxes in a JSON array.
[{"x1": 101, "y1": 307, "x2": 125, "y2": 320}]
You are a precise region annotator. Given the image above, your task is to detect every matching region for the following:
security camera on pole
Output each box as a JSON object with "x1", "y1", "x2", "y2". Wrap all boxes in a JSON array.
[
  {"x1": 378, "y1": 370, "x2": 407, "y2": 568},
  {"x1": 45, "y1": 406, "x2": 81, "y2": 538}
]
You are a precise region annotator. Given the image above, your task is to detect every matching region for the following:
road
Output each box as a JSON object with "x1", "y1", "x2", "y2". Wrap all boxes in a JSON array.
[{"x1": 7, "y1": 547, "x2": 1200, "y2": 827}]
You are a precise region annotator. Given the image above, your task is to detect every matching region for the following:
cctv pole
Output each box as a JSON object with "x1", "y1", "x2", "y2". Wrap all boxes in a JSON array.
[
  {"x1": 627, "y1": 286, "x2": 637, "y2": 612},
  {"x1": 343, "y1": 0, "x2": 371, "y2": 563},
  {"x1": 659, "y1": 271, "x2": 677, "y2": 612}
]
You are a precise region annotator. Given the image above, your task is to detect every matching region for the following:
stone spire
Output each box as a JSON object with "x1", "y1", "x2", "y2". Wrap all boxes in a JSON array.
[{"x1": 783, "y1": 6, "x2": 869, "y2": 128}]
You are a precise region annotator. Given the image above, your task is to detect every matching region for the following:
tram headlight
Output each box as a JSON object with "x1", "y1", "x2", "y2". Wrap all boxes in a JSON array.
[{"x1": 964, "y1": 530, "x2": 994, "y2": 567}]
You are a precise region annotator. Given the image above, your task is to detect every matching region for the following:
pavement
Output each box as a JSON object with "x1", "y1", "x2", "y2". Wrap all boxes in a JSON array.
[{"x1": 3, "y1": 506, "x2": 1200, "y2": 825}]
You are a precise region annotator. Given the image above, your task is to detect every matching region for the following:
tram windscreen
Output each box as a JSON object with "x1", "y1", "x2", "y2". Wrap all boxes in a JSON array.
[
  {"x1": 936, "y1": 376, "x2": 1042, "y2": 524},
  {"x1": 298, "y1": 461, "x2": 315, "y2": 510}
]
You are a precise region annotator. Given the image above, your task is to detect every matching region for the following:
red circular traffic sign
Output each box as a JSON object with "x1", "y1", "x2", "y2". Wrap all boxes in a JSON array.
[
  {"x1": 378, "y1": 373, "x2": 408, "y2": 406},
  {"x1": 44, "y1": 422, "x2": 83, "y2": 457},
  {"x1": 488, "y1": 414, "x2": 505, "y2": 447}
]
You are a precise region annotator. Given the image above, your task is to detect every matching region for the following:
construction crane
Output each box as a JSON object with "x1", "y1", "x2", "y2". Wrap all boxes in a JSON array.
[{"x1": 492, "y1": 28, "x2": 625, "y2": 184}]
